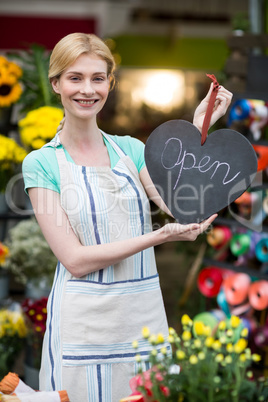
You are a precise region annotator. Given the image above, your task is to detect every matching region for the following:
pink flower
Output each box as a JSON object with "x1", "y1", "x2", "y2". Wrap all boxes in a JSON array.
[
  {"x1": 154, "y1": 372, "x2": 164, "y2": 382},
  {"x1": 160, "y1": 385, "x2": 170, "y2": 397}
]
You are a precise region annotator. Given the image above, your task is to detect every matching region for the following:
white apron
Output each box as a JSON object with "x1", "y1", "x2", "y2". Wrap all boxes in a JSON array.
[{"x1": 39, "y1": 132, "x2": 169, "y2": 402}]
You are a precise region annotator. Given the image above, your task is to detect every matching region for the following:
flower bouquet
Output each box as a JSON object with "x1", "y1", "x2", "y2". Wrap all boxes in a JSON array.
[
  {"x1": 122, "y1": 315, "x2": 268, "y2": 402},
  {"x1": 21, "y1": 297, "x2": 48, "y2": 370},
  {"x1": 0, "y1": 302, "x2": 27, "y2": 380},
  {"x1": 0, "y1": 134, "x2": 27, "y2": 193}
]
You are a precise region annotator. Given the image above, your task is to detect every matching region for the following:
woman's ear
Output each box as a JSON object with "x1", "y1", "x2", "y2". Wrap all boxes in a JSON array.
[{"x1": 51, "y1": 78, "x2": 60, "y2": 94}]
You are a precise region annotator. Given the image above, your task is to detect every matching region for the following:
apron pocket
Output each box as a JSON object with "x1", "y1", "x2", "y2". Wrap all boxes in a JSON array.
[{"x1": 62, "y1": 274, "x2": 168, "y2": 346}]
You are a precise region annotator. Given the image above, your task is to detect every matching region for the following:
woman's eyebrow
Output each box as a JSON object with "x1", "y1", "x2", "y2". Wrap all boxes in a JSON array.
[{"x1": 66, "y1": 71, "x2": 107, "y2": 75}]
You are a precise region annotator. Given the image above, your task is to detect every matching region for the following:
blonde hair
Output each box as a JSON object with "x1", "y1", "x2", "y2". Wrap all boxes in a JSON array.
[
  {"x1": 49, "y1": 32, "x2": 116, "y2": 85},
  {"x1": 49, "y1": 32, "x2": 116, "y2": 131}
]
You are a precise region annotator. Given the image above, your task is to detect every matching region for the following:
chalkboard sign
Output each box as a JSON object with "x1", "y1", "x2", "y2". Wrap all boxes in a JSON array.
[{"x1": 145, "y1": 120, "x2": 258, "y2": 224}]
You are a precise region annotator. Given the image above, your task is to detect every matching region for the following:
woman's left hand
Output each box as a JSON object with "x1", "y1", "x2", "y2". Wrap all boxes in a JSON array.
[{"x1": 193, "y1": 83, "x2": 233, "y2": 132}]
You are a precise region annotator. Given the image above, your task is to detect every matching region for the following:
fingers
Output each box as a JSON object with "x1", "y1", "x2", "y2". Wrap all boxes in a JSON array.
[
  {"x1": 203, "y1": 82, "x2": 214, "y2": 101},
  {"x1": 198, "y1": 214, "x2": 218, "y2": 233}
]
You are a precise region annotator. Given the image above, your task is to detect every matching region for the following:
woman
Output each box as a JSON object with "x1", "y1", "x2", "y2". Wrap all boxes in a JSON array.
[{"x1": 22, "y1": 33, "x2": 232, "y2": 401}]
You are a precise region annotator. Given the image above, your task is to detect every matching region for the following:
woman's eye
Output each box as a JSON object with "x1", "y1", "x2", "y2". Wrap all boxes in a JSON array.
[
  {"x1": 70, "y1": 77, "x2": 80, "y2": 81},
  {"x1": 94, "y1": 77, "x2": 104, "y2": 82}
]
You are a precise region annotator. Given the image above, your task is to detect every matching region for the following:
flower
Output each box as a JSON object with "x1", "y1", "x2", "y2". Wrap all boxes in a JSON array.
[
  {"x1": 0, "y1": 56, "x2": 22, "y2": 107},
  {"x1": 0, "y1": 243, "x2": 9, "y2": 264},
  {"x1": 193, "y1": 321, "x2": 206, "y2": 336},
  {"x1": 0, "y1": 302, "x2": 27, "y2": 378},
  {"x1": 122, "y1": 314, "x2": 267, "y2": 402},
  {"x1": 21, "y1": 297, "x2": 48, "y2": 369},
  {"x1": 2, "y1": 218, "x2": 57, "y2": 285},
  {"x1": 142, "y1": 327, "x2": 150, "y2": 339},
  {"x1": 0, "y1": 134, "x2": 27, "y2": 192},
  {"x1": 230, "y1": 315, "x2": 241, "y2": 328},
  {"x1": 181, "y1": 314, "x2": 192, "y2": 326},
  {"x1": 234, "y1": 338, "x2": 247, "y2": 354},
  {"x1": 18, "y1": 106, "x2": 64, "y2": 150}
]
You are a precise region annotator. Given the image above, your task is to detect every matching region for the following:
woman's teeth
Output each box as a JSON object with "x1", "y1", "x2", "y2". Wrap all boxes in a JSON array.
[{"x1": 78, "y1": 100, "x2": 95, "y2": 104}]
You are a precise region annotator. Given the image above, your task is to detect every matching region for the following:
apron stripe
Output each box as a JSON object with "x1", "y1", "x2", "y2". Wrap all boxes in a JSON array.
[
  {"x1": 48, "y1": 261, "x2": 61, "y2": 390},
  {"x1": 97, "y1": 365, "x2": 102, "y2": 402},
  {"x1": 113, "y1": 169, "x2": 144, "y2": 278},
  {"x1": 82, "y1": 166, "x2": 103, "y2": 282},
  {"x1": 65, "y1": 273, "x2": 160, "y2": 295},
  {"x1": 62, "y1": 344, "x2": 171, "y2": 366}
]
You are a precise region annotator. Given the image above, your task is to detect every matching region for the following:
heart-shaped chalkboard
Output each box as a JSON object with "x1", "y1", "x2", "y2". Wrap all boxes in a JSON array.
[{"x1": 145, "y1": 120, "x2": 258, "y2": 224}]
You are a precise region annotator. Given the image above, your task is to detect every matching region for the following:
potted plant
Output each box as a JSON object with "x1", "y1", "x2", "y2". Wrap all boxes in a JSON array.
[
  {"x1": 122, "y1": 315, "x2": 268, "y2": 401},
  {"x1": 0, "y1": 301, "x2": 27, "y2": 380},
  {"x1": 2, "y1": 218, "x2": 57, "y2": 298},
  {"x1": 21, "y1": 296, "x2": 48, "y2": 388}
]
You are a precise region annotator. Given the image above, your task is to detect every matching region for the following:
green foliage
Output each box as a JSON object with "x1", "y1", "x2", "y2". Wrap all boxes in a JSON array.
[{"x1": 9, "y1": 44, "x2": 59, "y2": 114}]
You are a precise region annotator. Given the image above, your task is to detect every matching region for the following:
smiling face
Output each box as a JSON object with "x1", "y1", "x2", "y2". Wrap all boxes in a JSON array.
[{"x1": 51, "y1": 53, "x2": 110, "y2": 122}]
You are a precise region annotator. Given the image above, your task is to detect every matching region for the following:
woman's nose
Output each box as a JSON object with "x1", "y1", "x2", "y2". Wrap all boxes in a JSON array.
[{"x1": 80, "y1": 81, "x2": 95, "y2": 96}]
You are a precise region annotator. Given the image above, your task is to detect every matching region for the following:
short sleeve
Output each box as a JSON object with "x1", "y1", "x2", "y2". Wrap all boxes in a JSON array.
[
  {"x1": 115, "y1": 136, "x2": 146, "y2": 173},
  {"x1": 22, "y1": 149, "x2": 60, "y2": 194}
]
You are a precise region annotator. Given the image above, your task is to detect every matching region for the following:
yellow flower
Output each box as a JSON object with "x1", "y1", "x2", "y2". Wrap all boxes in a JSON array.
[
  {"x1": 194, "y1": 321, "x2": 206, "y2": 336},
  {"x1": 142, "y1": 326, "x2": 150, "y2": 339},
  {"x1": 151, "y1": 349, "x2": 157, "y2": 357},
  {"x1": 181, "y1": 314, "x2": 192, "y2": 326},
  {"x1": 252, "y1": 354, "x2": 261, "y2": 362},
  {"x1": 167, "y1": 335, "x2": 174, "y2": 343},
  {"x1": 189, "y1": 355, "x2": 198, "y2": 365},
  {"x1": 160, "y1": 347, "x2": 167, "y2": 355},
  {"x1": 135, "y1": 354, "x2": 141, "y2": 363},
  {"x1": 225, "y1": 355, "x2": 232, "y2": 364},
  {"x1": 132, "y1": 340, "x2": 139, "y2": 349},
  {"x1": 18, "y1": 106, "x2": 64, "y2": 150},
  {"x1": 226, "y1": 343, "x2": 233, "y2": 353},
  {"x1": 0, "y1": 56, "x2": 22, "y2": 107},
  {"x1": 156, "y1": 333, "x2": 165, "y2": 344},
  {"x1": 219, "y1": 336, "x2": 227, "y2": 344},
  {"x1": 215, "y1": 353, "x2": 224, "y2": 363},
  {"x1": 218, "y1": 321, "x2": 226, "y2": 330},
  {"x1": 212, "y1": 340, "x2": 222, "y2": 351},
  {"x1": 198, "y1": 351, "x2": 206, "y2": 360},
  {"x1": 176, "y1": 350, "x2": 185, "y2": 360},
  {"x1": 241, "y1": 328, "x2": 248, "y2": 338},
  {"x1": 239, "y1": 353, "x2": 246, "y2": 362},
  {"x1": 205, "y1": 337, "x2": 214, "y2": 347},
  {"x1": 182, "y1": 330, "x2": 192, "y2": 341},
  {"x1": 194, "y1": 339, "x2": 201, "y2": 348},
  {"x1": 203, "y1": 325, "x2": 211, "y2": 336},
  {"x1": 226, "y1": 329, "x2": 233, "y2": 337},
  {"x1": 169, "y1": 327, "x2": 176, "y2": 335},
  {"x1": 234, "y1": 339, "x2": 247, "y2": 354},
  {"x1": 230, "y1": 316, "x2": 240, "y2": 328},
  {"x1": 149, "y1": 335, "x2": 157, "y2": 345}
]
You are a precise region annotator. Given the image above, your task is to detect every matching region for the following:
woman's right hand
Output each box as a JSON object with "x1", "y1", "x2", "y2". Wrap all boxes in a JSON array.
[{"x1": 159, "y1": 214, "x2": 217, "y2": 243}]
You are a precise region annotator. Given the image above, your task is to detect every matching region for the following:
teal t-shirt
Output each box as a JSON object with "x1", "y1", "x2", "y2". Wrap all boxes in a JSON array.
[{"x1": 22, "y1": 132, "x2": 146, "y2": 194}]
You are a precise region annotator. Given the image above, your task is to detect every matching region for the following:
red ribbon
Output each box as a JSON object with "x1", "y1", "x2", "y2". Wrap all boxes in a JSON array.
[{"x1": 201, "y1": 74, "x2": 220, "y2": 146}]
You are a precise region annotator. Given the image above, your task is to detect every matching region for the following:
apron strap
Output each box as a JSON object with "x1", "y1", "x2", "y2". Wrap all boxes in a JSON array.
[
  {"x1": 101, "y1": 131, "x2": 127, "y2": 159},
  {"x1": 55, "y1": 147, "x2": 72, "y2": 189}
]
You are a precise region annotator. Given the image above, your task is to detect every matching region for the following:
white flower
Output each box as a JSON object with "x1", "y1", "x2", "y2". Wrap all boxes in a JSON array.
[{"x1": 168, "y1": 364, "x2": 181, "y2": 375}]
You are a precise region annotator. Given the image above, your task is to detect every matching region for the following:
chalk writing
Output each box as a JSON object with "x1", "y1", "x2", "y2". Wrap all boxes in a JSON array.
[{"x1": 161, "y1": 138, "x2": 241, "y2": 190}]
